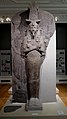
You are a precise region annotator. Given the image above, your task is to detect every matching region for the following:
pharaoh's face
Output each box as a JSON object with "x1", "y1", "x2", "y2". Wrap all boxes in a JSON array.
[
  {"x1": 26, "y1": 19, "x2": 40, "y2": 38},
  {"x1": 29, "y1": 21, "x2": 38, "y2": 34}
]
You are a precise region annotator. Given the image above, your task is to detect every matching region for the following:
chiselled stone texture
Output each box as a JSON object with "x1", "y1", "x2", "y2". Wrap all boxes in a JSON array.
[
  {"x1": 11, "y1": 3, "x2": 55, "y2": 103},
  {"x1": 25, "y1": 97, "x2": 42, "y2": 111},
  {"x1": 24, "y1": 50, "x2": 41, "y2": 99}
]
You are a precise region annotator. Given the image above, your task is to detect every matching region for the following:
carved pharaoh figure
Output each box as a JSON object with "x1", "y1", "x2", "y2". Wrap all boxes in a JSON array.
[
  {"x1": 11, "y1": 2, "x2": 55, "y2": 110},
  {"x1": 21, "y1": 19, "x2": 46, "y2": 99},
  {"x1": 20, "y1": 5, "x2": 51, "y2": 110}
]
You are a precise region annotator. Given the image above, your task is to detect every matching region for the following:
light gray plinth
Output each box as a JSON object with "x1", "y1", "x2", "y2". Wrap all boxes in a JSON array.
[
  {"x1": 25, "y1": 98, "x2": 42, "y2": 111},
  {"x1": 0, "y1": 95, "x2": 67, "y2": 119}
]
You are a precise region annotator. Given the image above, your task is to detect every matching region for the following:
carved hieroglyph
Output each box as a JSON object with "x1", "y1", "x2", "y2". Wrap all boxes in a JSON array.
[{"x1": 11, "y1": 3, "x2": 55, "y2": 104}]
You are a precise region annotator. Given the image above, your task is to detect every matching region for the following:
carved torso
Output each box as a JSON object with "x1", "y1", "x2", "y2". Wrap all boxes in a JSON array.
[{"x1": 21, "y1": 20, "x2": 46, "y2": 57}]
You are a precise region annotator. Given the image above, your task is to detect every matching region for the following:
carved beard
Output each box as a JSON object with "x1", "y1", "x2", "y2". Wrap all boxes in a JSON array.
[{"x1": 30, "y1": 30, "x2": 38, "y2": 39}]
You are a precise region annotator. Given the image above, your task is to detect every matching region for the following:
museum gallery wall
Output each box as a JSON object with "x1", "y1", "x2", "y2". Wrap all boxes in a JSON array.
[{"x1": 11, "y1": 3, "x2": 56, "y2": 110}]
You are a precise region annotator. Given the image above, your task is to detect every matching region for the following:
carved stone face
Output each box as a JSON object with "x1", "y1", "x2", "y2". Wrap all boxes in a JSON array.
[
  {"x1": 26, "y1": 19, "x2": 40, "y2": 38},
  {"x1": 29, "y1": 21, "x2": 38, "y2": 34}
]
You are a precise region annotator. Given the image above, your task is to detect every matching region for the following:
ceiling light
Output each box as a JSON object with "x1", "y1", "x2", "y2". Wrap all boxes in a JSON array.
[
  {"x1": 55, "y1": 17, "x2": 58, "y2": 22},
  {"x1": 6, "y1": 17, "x2": 11, "y2": 22},
  {"x1": 0, "y1": 18, "x2": 4, "y2": 23}
]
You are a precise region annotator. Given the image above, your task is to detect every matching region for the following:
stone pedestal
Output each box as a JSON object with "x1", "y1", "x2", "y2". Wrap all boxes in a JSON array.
[{"x1": 25, "y1": 98, "x2": 42, "y2": 111}]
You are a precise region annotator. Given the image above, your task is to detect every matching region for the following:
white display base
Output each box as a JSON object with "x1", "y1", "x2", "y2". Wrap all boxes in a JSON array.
[
  {"x1": 56, "y1": 88, "x2": 59, "y2": 94},
  {"x1": 56, "y1": 75, "x2": 67, "y2": 84},
  {"x1": 0, "y1": 95, "x2": 67, "y2": 119},
  {"x1": 0, "y1": 76, "x2": 12, "y2": 84},
  {"x1": 8, "y1": 87, "x2": 12, "y2": 94}
]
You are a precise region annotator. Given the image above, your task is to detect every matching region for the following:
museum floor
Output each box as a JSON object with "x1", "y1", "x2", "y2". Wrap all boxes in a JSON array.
[
  {"x1": 57, "y1": 84, "x2": 67, "y2": 106},
  {"x1": 0, "y1": 84, "x2": 11, "y2": 110},
  {"x1": 0, "y1": 84, "x2": 67, "y2": 110}
]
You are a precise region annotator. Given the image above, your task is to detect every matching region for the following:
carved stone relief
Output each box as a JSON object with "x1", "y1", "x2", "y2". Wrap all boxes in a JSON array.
[{"x1": 11, "y1": 3, "x2": 55, "y2": 110}]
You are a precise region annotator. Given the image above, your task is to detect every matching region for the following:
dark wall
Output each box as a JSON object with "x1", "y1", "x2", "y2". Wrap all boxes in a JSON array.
[
  {"x1": 0, "y1": 23, "x2": 11, "y2": 50},
  {"x1": 0, "y1": 23, "x2": 12, "y2": 75},
  {"x1": 56, "y1": 23, "x2": 67, "y2": 74}
]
